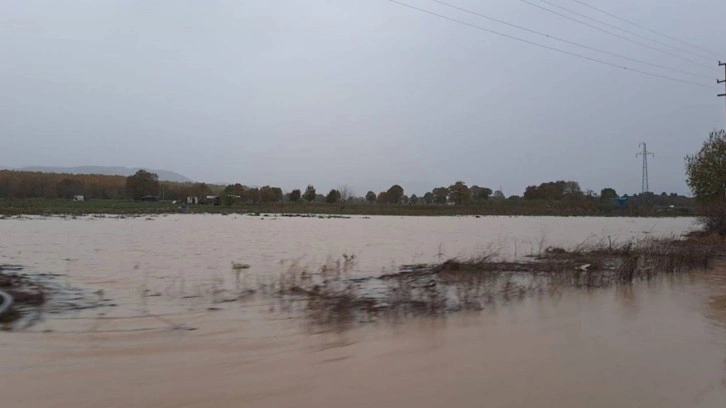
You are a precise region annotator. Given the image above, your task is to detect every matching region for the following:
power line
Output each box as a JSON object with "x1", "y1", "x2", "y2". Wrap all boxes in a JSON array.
[
  {"x1": 428, "y1": 0, "x2": 713, "y2": 81},
  {"x1": 530, "y1": 0, "x2": 714, "y2": 61},
  {"x1": 519, "y1": 0, "x2": 714, "y2": 70},
  {"x1": 568, "y1": 0, "x2": 720, "y2": 58},
  {"x1": 386, "y1": 0, "x2": 713, "y2": 88}
]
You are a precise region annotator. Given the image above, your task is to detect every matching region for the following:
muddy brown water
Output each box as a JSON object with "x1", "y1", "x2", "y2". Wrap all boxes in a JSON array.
[{"x1": 1, "y1": 215, "x2": 725, "y2": 407}]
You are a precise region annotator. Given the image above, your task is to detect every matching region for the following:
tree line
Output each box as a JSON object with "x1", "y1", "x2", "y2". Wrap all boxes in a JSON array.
[
  {"x1": 0, "y1": 169, "x2": 218, "y2": 201},
  {"x1": 0, "y1": 169, "x2": 692, "y2": 211}
]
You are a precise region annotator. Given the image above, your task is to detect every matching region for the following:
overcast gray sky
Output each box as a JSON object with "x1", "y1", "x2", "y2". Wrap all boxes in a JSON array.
[{"x1": 2, "y1": 0, "x2": 725, "y2": 196}]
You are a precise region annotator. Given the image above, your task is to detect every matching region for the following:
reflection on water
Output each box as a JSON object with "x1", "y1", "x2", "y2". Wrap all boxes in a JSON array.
[
  {"x1": 615, "y1": 283, "x2": 641, "y2": 319},
  {"x1": 703, "y1": 269, "x2": 726, "y2": 333},
  {"x1": 1, "y1": 215, "x2": 725, "y2": 407}
]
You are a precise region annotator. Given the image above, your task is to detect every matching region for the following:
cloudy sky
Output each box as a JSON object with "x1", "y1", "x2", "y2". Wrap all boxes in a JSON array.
[{"x1": 2, "y1": 0, "x2": 725, "y2": 196}]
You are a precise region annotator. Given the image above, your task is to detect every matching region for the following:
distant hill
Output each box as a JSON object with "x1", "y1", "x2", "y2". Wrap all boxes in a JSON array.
[{"x1": 17, "y1": 166, "x2": 193, "y2": 183}]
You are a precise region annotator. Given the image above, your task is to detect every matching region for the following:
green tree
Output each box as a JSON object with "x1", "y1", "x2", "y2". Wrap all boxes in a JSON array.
[
  {"x1": 303, "y1": 185, "x2": 316, "y2": 202},
  {"x1": 432, "y1": 187, "x2": 448, "y2": 204},
  {"x1": 686, "y1": 130, "x2": 726, "y2": 201},
  {"x1": 125, "y1": 170, "x2": 160, "y2": 200},
  {"x1": 524, "y1": 181, "x2": 582, "y2": 201},
  {"x1": 448, "y1": 181, "x2": 471, "y2": 205},
  {"x1": 423, "y1": 192, "x2": 434, "y2": 204},
  {"x1": 271, "y1": 187, "x2": 283, "y2": 202},
  {"x1": 409, "y1": 194, "x2": 418, "y2": 205},
  {"x1": 600, "y1": 188, "x2": 618, "y2": 201},
  {"x1": 220, "y1": 185, "x2": 236, "y2": 206},
  {"x1": 470, "y1": 185, "x2": 493, "y2": 201},
  {"x1": 386, "y1": 184, "x2": 404, "y2": 204},
  {"x1": 288, "y1": 189, "x2": 301, "y2": 202},
  {"x1": 365, "y1": 191, "x2": 376, "y2": 203},
  {"x1": 326, "y1": 189, "x2": 341, "y2": 203}
]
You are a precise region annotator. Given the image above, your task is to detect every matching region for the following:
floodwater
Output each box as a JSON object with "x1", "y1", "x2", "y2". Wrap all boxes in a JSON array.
[{"x1": 1, "y1": 214, "x2": 725, "y2": 407}]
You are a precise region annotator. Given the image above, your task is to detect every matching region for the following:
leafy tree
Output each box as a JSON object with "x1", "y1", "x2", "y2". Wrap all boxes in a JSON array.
[
  {"x1": 470, "y1": 185, "x2": 492, "y2": 201},
  {"x1": 376, "y1": 192, "x2": 388, "y2": 203},
  {"x1": 409, "y1": 194, "x2": 418, "y2": 205},
  {"x1": 492, "y1": 189, "x2": 505, "y2": 200},
  {"x1": 220, "y1": 184, "x2": 239, "y2": 206},
  {"x1": 600, "y1": 188, "x2": 618, "y2": 201},
  {"x1": 125, "y1": 170, "x2": 160, "y2": 200},
  {"x1": 685, "y1": 129, "x2": 726, "y2": 201},
  {"x1": 423, "y1": 192, "x2": 434, "y2": 204},
  {"x1": 448, "y1": 181, "x2": 471, "y2": 205},
  {"x1": 246, "y1": 187, "x2": 260, "y2": 204},
  {"x1": 386, "y1": 185, "x2": 404, "y2": 204},
  {"x1": 303, "y1": 185, "x2": 316, "y2": 202},
  {"x1": 288, "y1": 189, "x2": 301, "y2": 202},
  {"x1": 259, "y1": 186, "x2": 278, "y2": 202},
  {"x1": 236, "y1": 187, "x2": 249, "y2": 202},
  {"x1": 326, "y1": 189, "x2": 341, "y2": 203},
  {"x1": 271, "y1": 187, "x2": 283, "y2": 202},
  {"x1": 563, "y1": 181, "x2": 583, "y2": 199},
  {"x1": 365, "y1": 191, "x2": 376, "y2": 203},
  {"x1": 56, "y1": 178, "x2": 84, "y2": 199},
  {"x1": 523, "y1": 180, "x2": 582, "y2": 201},
  {"x1": 432, "y1": 187, "x2": 448, "y2": 204}
]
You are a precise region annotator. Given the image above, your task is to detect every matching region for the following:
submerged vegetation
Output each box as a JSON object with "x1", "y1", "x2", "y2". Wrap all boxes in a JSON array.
[
  {"x1": 254, "y1": 234, "x2": 718, "y2": 328},
  {"x1": 0, "y1": 264, "x2": 47, "y2": 327},
  {"x1": 0, "y1": 264, "x2": 116, "y2": 330},
  {"x1": 1, "y1": 229, "x2": 721, "y2": 332}
]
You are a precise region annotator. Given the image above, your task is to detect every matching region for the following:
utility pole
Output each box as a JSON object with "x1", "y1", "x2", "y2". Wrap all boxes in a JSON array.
[
  {"x1": 719, "y1": 61, "x2": 726, "y2": 127},
  {"x1": 636, "y1": 143, "x2": 654, "y2": 195}
]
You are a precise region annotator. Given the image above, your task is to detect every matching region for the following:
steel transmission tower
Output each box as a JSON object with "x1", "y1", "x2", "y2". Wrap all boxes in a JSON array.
[
  {"x1": 636, "y1": 143, "x2": 654, "y2": 194},
  {"x1": 719, "y1": 61, "x2": 725, "y2": 127}
]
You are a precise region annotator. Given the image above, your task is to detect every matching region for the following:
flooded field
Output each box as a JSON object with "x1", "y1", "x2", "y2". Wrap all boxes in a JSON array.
[{"x1": 1, "y1": 215, "x2": 725, "y2": 407}]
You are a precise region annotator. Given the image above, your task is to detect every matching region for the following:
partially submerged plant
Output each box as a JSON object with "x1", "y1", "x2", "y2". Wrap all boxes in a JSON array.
[
  {"x1": 260, "y1": 235, "x2": 717, "y2": 329},
  {"x1": 231, "y1": 262, "x2": 251, "y2": 270}
]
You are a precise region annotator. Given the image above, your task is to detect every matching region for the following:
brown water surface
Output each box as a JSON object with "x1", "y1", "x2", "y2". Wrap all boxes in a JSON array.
[{"x1": 1, "y1": 215, "x2": 724, "y2": 407}]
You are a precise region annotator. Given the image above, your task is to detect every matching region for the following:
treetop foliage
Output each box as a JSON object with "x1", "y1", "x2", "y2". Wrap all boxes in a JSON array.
[{"x1": 685, "y1": 129, "x2": 726, "y2": 202}]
